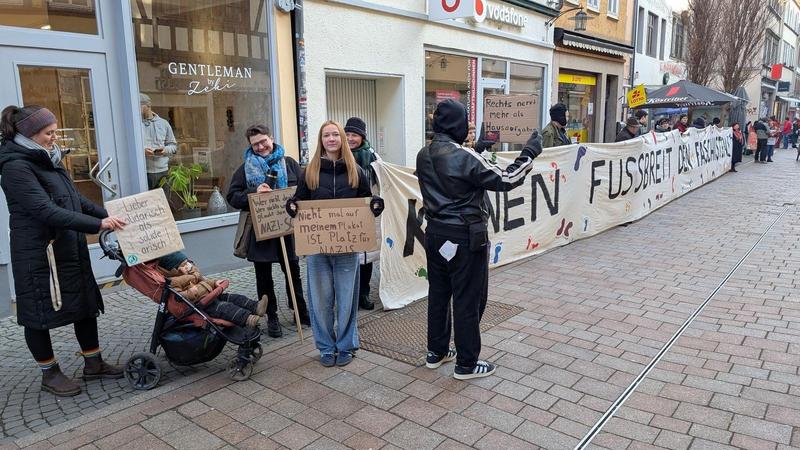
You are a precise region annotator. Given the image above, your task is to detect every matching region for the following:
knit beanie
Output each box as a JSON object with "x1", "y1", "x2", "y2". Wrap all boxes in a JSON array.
[
  {"x1": 549, "y1": 103, "x2": 568, "y2": 126},
  {"x1": 15, "y1": 107, "x2": 57, "y2": 138},
  {"x1": 158, "y1": 251, "x2": 187, "y2": 270},
  {"x1": 344, "y1": 117, "x2": 367, "y2": 140},
  {"x1": 692, "y1": 117, "x2": 706, "y2": 129}
]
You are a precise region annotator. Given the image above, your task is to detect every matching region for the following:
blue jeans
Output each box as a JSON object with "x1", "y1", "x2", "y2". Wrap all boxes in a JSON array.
[
  {"x1": 783, "y1": 135, "x2": 790, "y2": 149},
  {"x1": 767, "y1": 144, "x2": 775, "y2": 160},
  {"x1": 305, "y1": 253, "x2": 360, "y2": 355}
]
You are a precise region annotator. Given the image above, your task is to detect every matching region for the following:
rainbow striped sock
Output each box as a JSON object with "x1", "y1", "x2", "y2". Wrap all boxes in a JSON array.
[
  {"x1": 36, "y1": 357, "x2": 57, "y2": 371},
  {"x1": 80, "y1": 347, "x2": 101, "y2": 359}
]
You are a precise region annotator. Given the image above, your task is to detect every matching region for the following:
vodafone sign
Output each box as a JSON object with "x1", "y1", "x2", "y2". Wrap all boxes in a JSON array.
[{"x1": 429, "y1": 0, "x2": 475, "y2": 20}]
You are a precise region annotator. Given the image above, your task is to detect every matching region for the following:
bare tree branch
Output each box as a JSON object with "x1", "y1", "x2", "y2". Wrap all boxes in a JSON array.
[
  {"x1": 685, "y1": 0, "x2": 724, "y2": 86},
  {"x1": 718, "y1": 0, "x2": 771, "y2": 93}
]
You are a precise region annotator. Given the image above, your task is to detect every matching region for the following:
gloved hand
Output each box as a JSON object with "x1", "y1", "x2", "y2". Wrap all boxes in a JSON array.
[
  {"x1": 370, "y1": 196, "x2": 384, "y2": 217},
  {"x1": 473, "y1": 124, "x2": 498, "y2": 153},
  {"x1": 285, "y1": 198, "x2": 298, "y2": 218},
  {"x1": 521, "y1": 130, "x2": 542, "y2": 159}
]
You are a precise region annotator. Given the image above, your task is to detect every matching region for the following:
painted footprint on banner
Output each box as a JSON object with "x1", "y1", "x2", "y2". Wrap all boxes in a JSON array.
[
  {"x1": 526, "y1": 236, "x2": 540, "y2": 251},
  {"x1": 582, "y1": 217, "x2": 590, "y2": 233},
  {"x1": 625, "y1": 202, "x2": 631, "y2": 213},
  {"x1": 549, "y1": 162, "x2": 568, "y2": 183},
  {"x1": 655, "y1": 193, "x2": 664, "y2": 201},
  {"x1": 556, "y1": 218, "x2": 574, "y2": 237},
  {"x1": 574, "y1": 146, "x2": 587, "y2": 171},
  {"x1": 492, "y1": 242, "x2": 503, "y2": 264},
  {"x1": 385, "y1": 237, "x2": 394, "y2": 249},
  {"x1": 671, "y1": 175, "x2": 676, "y2": 193},
  {"x1": 414, "y1": 267, "x2": 428, "y2": 280}
]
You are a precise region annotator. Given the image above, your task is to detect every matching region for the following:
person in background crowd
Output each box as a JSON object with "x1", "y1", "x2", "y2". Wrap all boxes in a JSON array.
[
  {"x1": 731, "y1": 122, "x2": 743, "y2": 173},
  {"x1": 674, "y1": 114, "x2": 689, "y2": 133},
  {"x1": 227, "y1": 124, "x2": 310, "y2": 338},
  {"x1": 416, "y1": 99, "x2": 541, "y2": 380},
  {"x1": 712, "y1": 117, "x2": 722, "y2": 129},
  {"x1": 766, "y1": 118, "x2": 778, "y2": 162},
  {"x1": 139, "y1": 93, "x2": 177, "y2": 189},
  {"x1": 344, "y1": 117, "x2": 381, "y2": 311},
  {"x1": 792, "y1": 118, "x2": 800, "y2": 149},
  {"x1": 692, "y1": 117, "x2": 706, "y2": 129},
  {"x1": 615, "y1": 117, "x2": 640, "y2": 142},
  {"x1": 635, "y1": 110, "x2": 649, "y2": 135},
  {"x1": 655, "y1": 117, "x2": 672, "y2": 132},
  {"x1": 285, "y1": 120, "x2": 383, "y2": 368},
  {"x1": 781, "y1": 116, "x2": 792, "y2": 149},
  {"x1": 463, "y1": 122, "x2": 476, "y2": 148},
  {"x1": 541, "y1": 103, "x2": 570, "y2": 148},
  {"x1": 745, "y1": 121, "x2": 757, "y2": 156},
  {"x1": 0, "y1": 105, "x2": 127, "y2": 397},
  {"x1": 753, "y1": 118, "x2": 769, "y2": 163}
]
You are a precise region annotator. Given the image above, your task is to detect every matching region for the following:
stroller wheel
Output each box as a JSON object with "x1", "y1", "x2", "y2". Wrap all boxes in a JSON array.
[
  {"x1": 228, "y1": 358, "x2": 254, "y2": 381},
  {"x1": 125, "y1": 352, "x2": 162, "y2": 390},
  {"x1": 251, "y1": 343, "x2": 263, "y2": 362}
]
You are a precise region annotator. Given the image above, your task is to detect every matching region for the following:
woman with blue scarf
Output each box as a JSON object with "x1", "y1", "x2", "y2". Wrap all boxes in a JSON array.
[{"x1": 227, "y1": 125, "x2": 309, "y2": 338}]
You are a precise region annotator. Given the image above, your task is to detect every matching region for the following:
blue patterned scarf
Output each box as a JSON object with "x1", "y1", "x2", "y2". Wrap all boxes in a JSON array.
[{"x1": 244, "y1": 144, "x2": 288, "y2": 189}]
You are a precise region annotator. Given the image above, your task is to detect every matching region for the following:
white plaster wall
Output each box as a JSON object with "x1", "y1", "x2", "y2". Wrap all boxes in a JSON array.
[
  {"x1": 632, "y1": 0, "x2": 675, "y2": 86},
  {"x1": 304, "y1": 0, "x2": 554, "y2": 165}
]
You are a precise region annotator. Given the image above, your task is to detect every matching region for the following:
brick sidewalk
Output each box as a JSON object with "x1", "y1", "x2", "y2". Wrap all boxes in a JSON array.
[{"x1": 2, "y1": 149, "x2": 800, "y2": 449}]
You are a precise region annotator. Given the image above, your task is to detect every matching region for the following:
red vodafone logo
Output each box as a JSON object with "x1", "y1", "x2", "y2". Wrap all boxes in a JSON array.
[
  {"x1": 473, "y1": 0, "x2": 487, "y2": 22},
  {"x1": 442, "y1": 0, "x2": 460, "y2": 12}
]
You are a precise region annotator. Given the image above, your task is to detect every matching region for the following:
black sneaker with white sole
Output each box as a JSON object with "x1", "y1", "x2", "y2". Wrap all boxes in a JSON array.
[
  {"x1": 425, "y1": 348, "x2": 457, "y2": 369},
  {"x1": 453, "y1": 360, "x2": 496, "y2": 380}
]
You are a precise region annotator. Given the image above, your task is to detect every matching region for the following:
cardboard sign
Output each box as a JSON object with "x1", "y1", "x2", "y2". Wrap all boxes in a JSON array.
[
  {"x1": 105, "y1": 189, "x2": 184, "y2": 265},
  {"x1": 293, "y1": 198, "x2": 377, "y2": 256},
  {"x1": 484, "y1": 94, "x2": 540, "y2": 144},
  {"x1": 627, "y1": 84, "x2": 647, "y2": 108},
  {"x1": 248, "y1": 187, "x2": 296, "y2": 241}
]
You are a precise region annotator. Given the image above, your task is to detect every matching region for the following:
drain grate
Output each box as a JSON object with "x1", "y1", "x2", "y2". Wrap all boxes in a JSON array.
[{"x1": 358, "y1": 300, "x2": 524, "y2": 366}]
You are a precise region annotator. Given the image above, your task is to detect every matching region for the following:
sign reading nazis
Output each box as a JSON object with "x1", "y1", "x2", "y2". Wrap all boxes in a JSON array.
[
  {"x1": 248, "y1": 187, "x2": 296, "y2": 241},
  {"x1": 293, "y1": 198, "x2": 377, "y2": 256}
]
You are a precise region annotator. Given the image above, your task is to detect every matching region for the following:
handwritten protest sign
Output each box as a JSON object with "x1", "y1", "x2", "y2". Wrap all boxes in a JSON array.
[
  {"x1": 105, "y1": 189, "x2": 184, "y2": 265},
  {"x1": 248, "y1": 187, "x2": 296, "y2": 241},
  {"x1": 293, "y1": 198, "x2": 376, "y2": 256},
  {"x1": 484, "y1": 94, "x2": 540, "y2": 144}
]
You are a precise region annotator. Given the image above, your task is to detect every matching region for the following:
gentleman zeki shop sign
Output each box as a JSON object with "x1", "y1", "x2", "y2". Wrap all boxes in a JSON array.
[
  {"x1": 155, "y1": 61, "x2": 256, "y2": 95},
  {"x1": 430, "y1": 0, "x2": 529, "y2": 28}
]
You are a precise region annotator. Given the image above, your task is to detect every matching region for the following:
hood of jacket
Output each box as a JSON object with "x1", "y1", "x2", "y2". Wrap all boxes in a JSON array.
[
  {"x1": 432, "y1": 99, "x2": 469, "y2": 144},
  {"x1": 0, "y1": 139, "x2": 52, "y2": 173}
]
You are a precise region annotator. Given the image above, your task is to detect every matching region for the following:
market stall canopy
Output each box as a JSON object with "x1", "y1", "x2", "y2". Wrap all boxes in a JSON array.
[{"x1": 633, "y1": 80, "x2": 739, "y2": 109}]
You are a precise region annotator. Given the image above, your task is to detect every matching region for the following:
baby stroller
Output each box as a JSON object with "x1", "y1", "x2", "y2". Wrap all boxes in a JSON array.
[{"x1": 99, "y1": 230, "x2": 262, "y2": 390}]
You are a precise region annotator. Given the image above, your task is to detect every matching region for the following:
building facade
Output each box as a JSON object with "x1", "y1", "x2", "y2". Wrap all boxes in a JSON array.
[
  {"x1": 303, "y1": 0, "x2": 559, "y2": 164},
  {"x1": 632, "y1": 0, "x2": 685, "y2": 88},
  {"x1": 551, "y1": 0, "x2": 633, "y2": 143},
  {"x1": 775, "y1": 0, "x2": 800, "y2": 118},
  {"x1": 0, "y1": 1, "x2": 299, "y2": 314}
]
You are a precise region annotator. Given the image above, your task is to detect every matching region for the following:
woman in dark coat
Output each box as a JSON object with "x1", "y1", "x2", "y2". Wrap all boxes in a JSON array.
[
  {"x1": 731, "y1": 122, "x2": 744, "y2": 172},
  {"x1": 0, "y1": 105, "x2": 126, "y2": 396},
  {"x1": 227, "y1": 124, "x2": 309, "y2": 338}
]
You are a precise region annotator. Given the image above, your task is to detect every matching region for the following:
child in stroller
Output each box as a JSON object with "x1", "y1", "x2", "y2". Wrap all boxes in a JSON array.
[{"x1": 156, "y1": 251, "x2": 267, "y2": 329}]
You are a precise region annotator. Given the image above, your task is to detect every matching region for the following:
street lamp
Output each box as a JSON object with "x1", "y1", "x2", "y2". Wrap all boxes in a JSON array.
[{"x1": 545, "y1": 5, "x2": 594, "y2": 32}]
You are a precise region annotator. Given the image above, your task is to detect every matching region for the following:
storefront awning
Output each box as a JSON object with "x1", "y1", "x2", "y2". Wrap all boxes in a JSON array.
[
  {"x1": 777, "y1": 96, "x2": 800, "y2": 105},
  {"x1": 554, "y1": 28, "x2": 634, "y2": 58}
]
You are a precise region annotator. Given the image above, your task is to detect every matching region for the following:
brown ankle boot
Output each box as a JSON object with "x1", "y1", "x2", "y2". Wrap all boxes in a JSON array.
[
  {"x1": 42, "y1": 364, "x2": 82, "y2": 397},
  {"x1": 246, "y1": 314, "x2": 262, "y2": 328},
  {"x1": 256, "y1": 295, "x2": 268, "y2": 317},
  {"x1": 83, "y1": 355, "x2": 124, "y2": 380}
]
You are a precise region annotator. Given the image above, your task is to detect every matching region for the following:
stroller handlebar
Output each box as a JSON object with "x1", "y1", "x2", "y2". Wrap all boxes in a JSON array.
[{"x1": 98, "y1": 229, "x2": 126, "y2": 263}]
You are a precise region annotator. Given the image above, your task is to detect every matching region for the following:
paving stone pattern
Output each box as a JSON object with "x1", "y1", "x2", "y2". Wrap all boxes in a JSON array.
[{"x1": 2, "y1": 149, "x2": 800, "y2": 449}]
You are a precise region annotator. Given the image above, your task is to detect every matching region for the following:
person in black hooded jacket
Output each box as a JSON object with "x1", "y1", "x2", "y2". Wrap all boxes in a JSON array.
[
  {"x1": 416, "y1": 99, "x2": 541, "y2": 380},
  {"x1": 0, "y1": 105, "x2": 126, "y2": 397}
]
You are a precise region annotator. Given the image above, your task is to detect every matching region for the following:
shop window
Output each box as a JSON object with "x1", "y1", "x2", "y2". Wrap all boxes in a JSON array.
[
  {"x1": 482, "y1": 58, "x2": 507, "y2": 79},
  {"x1": 131, "y1": 0, "x2": 274, "y2": 220},
  {"x1": 557, "y1": 72, "x2": 596, "y2": 144},
  {"x1": 424, "y1": 51, "x2": 476, "y2": 143},
  {"x1": 508, "y1": 63, "x2": 544, "y2": 151},
  {"x1": 0, "y1": 0, "x2": 98, "y2": 34}
]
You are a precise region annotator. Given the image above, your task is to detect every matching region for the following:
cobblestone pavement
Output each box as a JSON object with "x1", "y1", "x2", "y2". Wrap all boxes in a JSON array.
[{"x1": 2, "y1": 149, "x2": 800, "y2": 449}]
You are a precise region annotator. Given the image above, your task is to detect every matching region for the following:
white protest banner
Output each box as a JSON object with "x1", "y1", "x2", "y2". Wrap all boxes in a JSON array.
[
  {"x1": 484, "y1": 94, "x2": 540, "y2": 144},
  {"x1": 105, "y1": 189, "x2": 184, "y2": 265},
  {"x1": 294, "y1": 198, "x2": 377, "y2": 256},
  {"x1": 374, "y1": 127, "x2": 733, "y2": 310},
  {"x1": 248, "y1": 187, "x2": 296, "y2": 242}
]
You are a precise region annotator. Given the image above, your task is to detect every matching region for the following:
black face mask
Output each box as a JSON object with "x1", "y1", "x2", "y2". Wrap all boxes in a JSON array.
[{"x1": 551, "y1": 109, "x2": 567, "y2": 127}]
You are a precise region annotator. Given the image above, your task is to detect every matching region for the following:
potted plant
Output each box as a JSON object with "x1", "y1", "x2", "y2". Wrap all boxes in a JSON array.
[{"x1": 160, "y1": 163, "x2": 203, "y2": 219}]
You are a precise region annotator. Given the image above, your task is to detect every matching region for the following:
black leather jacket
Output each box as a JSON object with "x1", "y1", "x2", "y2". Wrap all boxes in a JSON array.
[{"x1": 416, "y1": 100, "x2": 536, "y2": 230}]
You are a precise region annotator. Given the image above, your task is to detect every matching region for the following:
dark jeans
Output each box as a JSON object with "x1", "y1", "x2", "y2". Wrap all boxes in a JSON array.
[
  {"x1": 425, "y1": 232, "x2": 489, "y2": 369},
  {"x1": 359, "y1": 263, "x2": 373, "y2": 298},
  {"x1": 147, "y1": 171, "x2": 168, "y2": 190},
  {"x1": 205, "y1": 293, "x2": 257, "y2": 327},
  {"x1": 25, "y1": 317, "x2": 99, "y2": 362},
  {"x1": 756, "y1": 139, "x2": 767, "y2": 161},
  {"x1": 254, "y1": 259, "x2": 307, "y2": 319}
]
